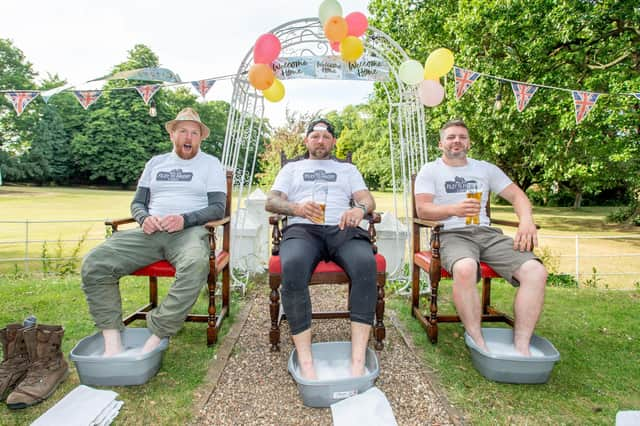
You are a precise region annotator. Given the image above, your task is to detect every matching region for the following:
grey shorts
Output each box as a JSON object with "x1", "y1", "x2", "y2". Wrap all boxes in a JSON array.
[{"x1": 439, "y1": 226, "x2": 540, "y2": 286}]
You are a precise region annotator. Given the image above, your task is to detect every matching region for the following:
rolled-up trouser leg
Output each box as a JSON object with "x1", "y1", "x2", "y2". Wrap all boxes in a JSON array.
[
  {"x1": 146, "y1": 226, "x2": 210, "y2": 338},
  {"x1": 279, "y1": 238, "x2": 322, "y2": 336},
  {"x1": 333, "y1": 238, "x2": 377, "y2": 325},
  {"x1": 81, "y1": 228, "x2": 164, "y2": 331}
]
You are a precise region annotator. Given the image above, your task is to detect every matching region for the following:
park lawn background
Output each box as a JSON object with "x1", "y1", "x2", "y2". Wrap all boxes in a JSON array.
[{"x1": 2, "y1": 185, "x2": 639, "y2": 288}]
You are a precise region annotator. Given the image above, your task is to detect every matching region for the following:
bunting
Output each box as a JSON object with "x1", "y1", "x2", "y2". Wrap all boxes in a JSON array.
[
  {"x1": 635, "y1": 93, "x2": 640, "y2": 101},
  {"x1": 135, "y1": 84, "x2": 160, "y2": 105},
  {"x1": 510, "y1": 82, "x2": 538, "y2": 112},
  {"x1": 191, "y1": 79, "x2": 216, "y2": 98},
  {"x1": 454, "y1": 67, "x2": 480, "y2": 100},
  {"x1": 4, "y1": 91, "x2": 39, "y2": 116},
  {"x1": 73, "y1": 90, "x2": 103, "y2": 110},
  {"x1": 572, "y1": 91, "x2": 600, "y2": 124}
]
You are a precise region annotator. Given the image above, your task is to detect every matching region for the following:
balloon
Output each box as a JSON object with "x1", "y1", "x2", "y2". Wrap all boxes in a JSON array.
[
  {"x1": 324, "y1": 16, "x2": 348, "y2": 42},
  {"x1": 318, "y1": 0, "x2": 343, "y2": 25},
  {"x1": 263, "y1": 78, "x2": 285, "y2": 102},
  {"x1": 330, "y1": 40, "x2": 341, "y2": 52},
  {"x1": 248, "y1": 63, "x2": 275, "y2": 90},
  {"x1": 340, "y1": 36, "x2": 364, "y2": 62},
  {"x1": 423, "y1": 69, "x2": 439, "y2": 80},
  {"x1": 398, "y1": 59, "x2": 424, "y2": 85},
  {"x1": 345, "y1": 12, "x2": 368, "y2": 37},
  {"x1": 253, "y1": 33, "x2": 281, "y2": 64},
  {"x1": 418, "y1": 79, "x2": 446, "y2": 107},
  {"x1": 424, "y1": 48, "x2": 455, "y2": 78}
]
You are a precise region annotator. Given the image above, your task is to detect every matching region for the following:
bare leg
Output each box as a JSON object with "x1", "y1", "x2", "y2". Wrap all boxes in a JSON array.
[
  {"x1": 350, "y1": 322, "x2": 371, "y2": 377},
  {"x1": 451, "y1": 258, "x2": 489, "y2": 352},
  {"x1": 292, "y1": 329, "x2": 316, "y2": 380},
  {"x1": 512, "y1": 260, "x2": 547, "y2": 356},
  {"x1": 102, "y1": 329, "x2": 123, "y2": 357},
  {"x1": 141, "y1": 333, "x2": 163, "y2": 354}
]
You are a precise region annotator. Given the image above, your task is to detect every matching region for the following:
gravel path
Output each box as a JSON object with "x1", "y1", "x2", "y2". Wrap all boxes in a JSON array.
[{"x1": 192, "y1": 286, "x2": 463, "y2": 425}]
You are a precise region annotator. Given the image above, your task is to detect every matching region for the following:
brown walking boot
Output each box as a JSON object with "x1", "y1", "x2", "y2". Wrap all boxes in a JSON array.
[
  {"x1": 6, "y1": 325, "x2": 69, "y2": 409},
  {"x1": 0, "y1": 324, "x2": 32, "y2": 401}
]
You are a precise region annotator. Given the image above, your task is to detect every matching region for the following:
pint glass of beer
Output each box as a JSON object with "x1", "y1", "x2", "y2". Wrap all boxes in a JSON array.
[
  {"x1": 465, "y1": 182, "x2": 482, "y2": 225},
  {"x1": 312, "y1": 180, "x2": 328, "y2": 224}
]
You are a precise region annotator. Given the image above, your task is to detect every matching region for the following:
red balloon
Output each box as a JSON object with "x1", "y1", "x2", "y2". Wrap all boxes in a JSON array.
[
  {"x1": 345, "y1": 12, "x2": 368, "y2": 37},
  {"x1": 330, "y1": 40, "x2": 341, "y2": 52},
  {"x1": 253, "y1": 33, "x2": 281, "y2": 64}
]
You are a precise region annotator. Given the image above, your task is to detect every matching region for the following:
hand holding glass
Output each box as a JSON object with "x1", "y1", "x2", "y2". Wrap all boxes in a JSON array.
[
  {"x1": 465, "y1": 182, "x2": 482, "y2": 225},
  {"x1": 312, "y1": 180, "x2": 328, "y2": 224}
]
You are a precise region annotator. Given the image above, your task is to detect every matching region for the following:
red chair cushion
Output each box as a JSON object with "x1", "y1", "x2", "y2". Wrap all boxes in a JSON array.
[
  {"x1": 131, "y1": 251, "x2": 230, "y2": 277},
  {"x1": 413, "y1": 251, "x2": 500, "y2": 279},
  {"x1": 268, "y1": 253, "x2": 386, "y2": 274}
]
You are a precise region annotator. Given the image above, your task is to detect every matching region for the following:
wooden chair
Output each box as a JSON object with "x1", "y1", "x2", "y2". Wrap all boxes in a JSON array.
[
  {"x1": 268, "y1": 152, "x2": 386, "y2": 352},
  {"x1": 105, "y1": 169, "x2": 233, "y2": 346},
  {"x1": 411, "y1": 174, "x2": 537, "y2": 343}
]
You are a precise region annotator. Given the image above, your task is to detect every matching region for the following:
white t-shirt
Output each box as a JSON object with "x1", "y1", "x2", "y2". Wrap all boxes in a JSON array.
[
  {"x1": 414, "y1": 158, "x2": 512, "y2": 230},
  {"x1": 137, "y1": 150, "x2": 226, "y2": 216},
  {"x1": 271, "y1": 158, "x2": 367, "y2": 226}
]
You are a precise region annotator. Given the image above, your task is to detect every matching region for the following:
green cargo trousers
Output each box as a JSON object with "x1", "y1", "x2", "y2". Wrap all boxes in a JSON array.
[{"x1": 81, "y1": 226, "x2": 210, "y2": 338}]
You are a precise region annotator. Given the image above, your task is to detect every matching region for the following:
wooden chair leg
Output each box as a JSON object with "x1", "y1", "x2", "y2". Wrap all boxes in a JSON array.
[
  {"x1": 481, "y1": 277, "x2": 491, "y2": 315},
  {"x1": 149, "y1": 276, "x2": 158, "y2": 307},
  {"x1": 427, "y1": 272, "x2": 439, "y2": 344},
  {"x1": 207, "y1": 272, "x2": 218, "y2": 346},
  {"x1": 269, "y1": 275, "x2": 281, "y2": 352},
  {"x1": 373, "y1": 272, "x2": 386, "y2": 350}
]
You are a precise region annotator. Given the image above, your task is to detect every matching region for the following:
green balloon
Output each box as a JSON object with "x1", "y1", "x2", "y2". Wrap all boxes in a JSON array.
[{"x1": 319, "y1": 0, "x2": 343, "y2": 25}]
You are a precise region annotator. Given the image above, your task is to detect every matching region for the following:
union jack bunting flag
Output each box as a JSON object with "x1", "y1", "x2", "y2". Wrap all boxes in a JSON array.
[
  {"x1": 510, "y1": 82, "x2": 539, "y2": 112},
  {"x1": 634, "y1": 93, "x2": 640, "y2": 101},
  {"x1": 4, "y1": 91, "x2": 39, "y2": 116},
  {"x1": 572, "y1": 91, "x2": 600, "y2": 124},
  {"x1": 135, "y1": 84, "x2": 160, "y2": 105},
  {"x1": 191, "y1": 79, "x2": 216, "y2": 98},
  {"x1": 73, "y1": 90, "x2": 103, "y2": 110},
  {"x1": 454, "y1": 67, "x2": 480, "y2": 100}
]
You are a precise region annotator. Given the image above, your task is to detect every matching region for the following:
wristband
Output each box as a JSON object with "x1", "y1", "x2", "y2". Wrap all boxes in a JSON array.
[{"x1": 355, "y1": 202, "x2": 367, "y2": 216}]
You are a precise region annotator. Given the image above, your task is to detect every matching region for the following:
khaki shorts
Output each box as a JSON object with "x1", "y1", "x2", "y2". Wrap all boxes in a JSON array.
[{"x1": 439, "y1": 226, "x2": 540, "y2": 286}]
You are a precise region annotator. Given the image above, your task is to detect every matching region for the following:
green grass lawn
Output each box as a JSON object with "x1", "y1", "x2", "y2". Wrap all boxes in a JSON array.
[
  {"x1": 0, "y1": 275, "x2": 243, "y2": 425},
  {"x1": 393, "y1": 283, "x2": 640, "y2": 425}
]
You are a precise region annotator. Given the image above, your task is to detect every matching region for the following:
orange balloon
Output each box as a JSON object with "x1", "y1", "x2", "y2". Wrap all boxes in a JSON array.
[
  {"x1": 324, "y1": 16, "x2": 348, "y2": 42},
  {"x1": 248, "y1": 63, "x2": 275, "y2": 90}
]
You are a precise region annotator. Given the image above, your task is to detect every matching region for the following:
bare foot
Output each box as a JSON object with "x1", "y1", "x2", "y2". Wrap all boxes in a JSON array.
[
  {"x1": 351, "y1": 359, "x2": 365, "y2": 377},
  {"x1": 141, "y1": 334, "x2": 162, "y2": 354},
  {"x1": 468, "y1": 333, "x2": 490, "y2": 353},
  {"x1": 102, "y1": 329, "x2": 123, "y2": 357},
  {"x1": 298, "y1": 360, "x2": 317, "y2": 380},
  {"x1": 514, "y1": 344, "x2": 532, "y2": 357}
]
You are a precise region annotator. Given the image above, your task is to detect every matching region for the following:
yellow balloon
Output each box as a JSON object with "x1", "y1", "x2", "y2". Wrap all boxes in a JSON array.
[
  {"x1": 423, "y1": 69, "x2": 439, "y2": 80},
  {"x1": 424, "y1": 48, "x2": 454, "y2": 78},
  {"x1": 340, "y1": 36, "x2": 364, "y2": 62},
  {"x1": 263, "y1": 78, "x2": 285, "y2": 102}
]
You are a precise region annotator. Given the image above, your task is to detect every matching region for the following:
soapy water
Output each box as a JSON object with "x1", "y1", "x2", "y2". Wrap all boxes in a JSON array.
[
  {"x1": 112, "y1": 347, "x2": 143, "y2": 357},
  {"x1": 296, "y1": 359, "x2": 370, "y2": 381},
  {"x1": 484, "y1": 340, "x2": 545, "y2": 357}
]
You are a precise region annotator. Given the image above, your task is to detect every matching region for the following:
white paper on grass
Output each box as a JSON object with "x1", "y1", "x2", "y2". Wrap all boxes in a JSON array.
[
  {"x1": 30, "y1": 384, "x2": 121, "y2": 426},
  {"x1": 331, "y1": 386, "x2": 397, "y2": 426}
]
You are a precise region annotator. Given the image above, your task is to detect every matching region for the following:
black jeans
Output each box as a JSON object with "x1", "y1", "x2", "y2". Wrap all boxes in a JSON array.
[{"x1": 279, "y1": 224, "x2": 377, "y2": 335}]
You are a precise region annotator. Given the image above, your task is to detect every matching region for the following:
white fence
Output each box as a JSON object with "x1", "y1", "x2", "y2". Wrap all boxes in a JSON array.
[{"x1": 1, "y1": 219, "x2": 639, "y2": 288}]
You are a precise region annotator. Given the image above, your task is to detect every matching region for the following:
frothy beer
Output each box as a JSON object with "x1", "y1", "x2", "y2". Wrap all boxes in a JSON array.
[{"x1": 466, "y1": 183, "x2": 482, "y2": 225}]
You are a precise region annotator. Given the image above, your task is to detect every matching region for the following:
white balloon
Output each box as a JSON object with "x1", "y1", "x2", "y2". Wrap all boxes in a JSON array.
[
  {"x1": 398, "y1": 59, "x2": 424, "y2": 85},
  {"x1": 419, "y1": 80, "x2": 445, "y2": 107}
]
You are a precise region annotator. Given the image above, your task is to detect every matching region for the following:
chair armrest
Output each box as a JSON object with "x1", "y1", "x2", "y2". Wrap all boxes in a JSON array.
[
  {"x1": 204, "y1": 216, "x2": 231, "y2": 229},
  {"x1": 491, "y1": 219, "x2": 541, "y2": 229},
  {"x1": 412, "y1": 217, "x2": 443, "y2": 229},
  {"x1": 105, "y1": 217, "x2": 137, "y2": 231},
  {"x1": 268, "y1": 214, "x2": 287, "y2": 226}
]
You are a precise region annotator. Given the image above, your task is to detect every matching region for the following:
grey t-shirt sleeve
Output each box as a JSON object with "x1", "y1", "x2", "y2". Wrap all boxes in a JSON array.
[
  {"x1": 131, "y1": 186, "x2": 151, "y2": 225},
  {"x1": 181, "y1": 191, "x2": 227, "y2": 228}
]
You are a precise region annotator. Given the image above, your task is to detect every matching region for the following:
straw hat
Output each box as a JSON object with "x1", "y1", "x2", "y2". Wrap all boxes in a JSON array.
[{"x1": 165, "y1": 107, "x2": 210, "y2": 139}]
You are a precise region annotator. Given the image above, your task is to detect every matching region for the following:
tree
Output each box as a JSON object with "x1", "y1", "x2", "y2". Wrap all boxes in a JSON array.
[{"x1": 369, "y1": 0, "x2": 640, "y2": 207}]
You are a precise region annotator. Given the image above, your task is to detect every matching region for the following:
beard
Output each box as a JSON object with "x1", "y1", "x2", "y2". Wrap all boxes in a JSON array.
[
  {"x1": 443, "y1": 146, "x2": 468, "y2": 160},
  {"x1": 308, "y1": 146, "x2": 331, "y2": 159}
]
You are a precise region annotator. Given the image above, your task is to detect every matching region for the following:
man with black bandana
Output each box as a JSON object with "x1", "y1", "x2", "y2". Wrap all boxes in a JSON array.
[
  {"x1": 81, "y1": 108, "x2": 226, "y2": 356},
  {"x1": 265, "y1": 118, "x2": 377, "y2": 380}
]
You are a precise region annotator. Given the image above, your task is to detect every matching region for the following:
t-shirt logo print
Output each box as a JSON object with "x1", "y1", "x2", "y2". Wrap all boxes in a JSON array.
[
  {"x1": 302, "y1": 169, "x2": 338, "y2": 182},
  {"x1": 445, "y1": 176, "x2": 478, "y2": 193},
  {"x1": 156, "y1": 169, "x2": 194, "y2": 182}
]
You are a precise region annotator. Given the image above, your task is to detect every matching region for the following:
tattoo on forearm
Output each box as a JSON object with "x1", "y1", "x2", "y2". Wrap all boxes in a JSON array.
[{"x1": 266, "y1": 190, "x2": 297, "y2": 216}]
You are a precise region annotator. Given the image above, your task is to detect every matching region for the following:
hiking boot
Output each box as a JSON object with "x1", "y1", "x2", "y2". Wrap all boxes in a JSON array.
[
  {"x1": 6, "y1": 325, "x2": 69, "y2": 409},
  {"x1": 0, "y1": 324, "x2": 32, "y2": 401}
]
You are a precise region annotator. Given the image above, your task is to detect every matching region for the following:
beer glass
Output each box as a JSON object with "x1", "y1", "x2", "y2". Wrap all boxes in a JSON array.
[
  {"x1": 312, "y1": 180, "x2": 328, "y2": 224},
  {"x1": 465, "y1": 182, "x2": 482, "y2": 225}
]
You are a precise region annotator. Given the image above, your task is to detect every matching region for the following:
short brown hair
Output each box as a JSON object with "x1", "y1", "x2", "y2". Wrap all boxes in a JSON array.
[{"x1": 439, "y1": 119, "x2": 468, "y2": 139}]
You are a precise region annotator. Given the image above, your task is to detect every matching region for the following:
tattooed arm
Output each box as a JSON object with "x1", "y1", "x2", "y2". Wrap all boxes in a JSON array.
[{"x1": 266, "y1": 190, "x2": 323, "y2": 222}]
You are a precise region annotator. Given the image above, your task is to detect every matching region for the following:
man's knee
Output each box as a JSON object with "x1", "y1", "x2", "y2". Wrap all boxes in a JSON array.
[
  {"x1": 81, "y1": 246, "x2": 113, "y2": 286},
  {"x1": 452, "y1": 258, "x2": 478, "y2": 284},
  {"x1": 517, "y1": 259, "x2": 548, "y2": 286},
  {"x1": 176, "y1": 250, "x2": 209, "y2": 276}
]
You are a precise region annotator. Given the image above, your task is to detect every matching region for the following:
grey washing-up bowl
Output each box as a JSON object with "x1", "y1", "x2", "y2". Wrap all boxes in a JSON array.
[
  {"x1": 288, "y1": 341, "x2": 379, "y2": 408},
  {"x1": 465, "y1": 328, "x2": 560, "y2": 384},
  {"x1": 70, "y1": 328, "x2": 169, "y2": 386}
]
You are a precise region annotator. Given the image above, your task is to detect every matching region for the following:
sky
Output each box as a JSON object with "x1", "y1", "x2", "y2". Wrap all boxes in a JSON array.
[{"x1": 1, "y1": 0, "x2": 374, "y2": 127}]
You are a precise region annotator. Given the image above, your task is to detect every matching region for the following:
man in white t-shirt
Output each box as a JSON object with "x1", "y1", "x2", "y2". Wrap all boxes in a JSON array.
[
  {"x1": 414, "y1": 119, "x2": 547, "y2": 356},
  {"x1": 81, "y1": 108, "x2": 227, "y2": 356},
  {"x1": 266, "y1": 118, "x2": 377, "y2": 380}
]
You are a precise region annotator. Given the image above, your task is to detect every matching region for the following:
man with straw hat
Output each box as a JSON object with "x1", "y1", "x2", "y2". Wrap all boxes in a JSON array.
[{"x1": 81, "y1": 108, "x2": 226, "y2": 355}]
